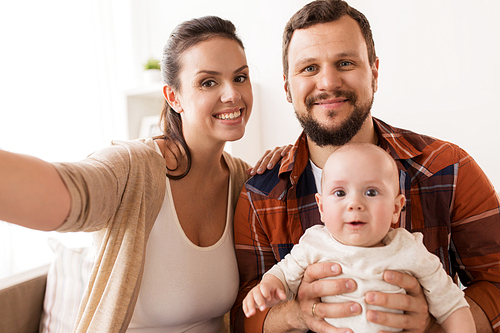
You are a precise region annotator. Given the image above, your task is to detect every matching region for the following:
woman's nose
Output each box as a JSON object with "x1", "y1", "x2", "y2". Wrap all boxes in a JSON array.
[{"x1": 221, "y1": 83, "x2": 241, "y2": 103}]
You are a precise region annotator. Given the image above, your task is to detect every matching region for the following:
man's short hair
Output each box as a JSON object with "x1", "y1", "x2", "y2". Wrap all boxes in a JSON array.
[{"x1": 282, "y1": 0, "x2": 376, "y2": 79}]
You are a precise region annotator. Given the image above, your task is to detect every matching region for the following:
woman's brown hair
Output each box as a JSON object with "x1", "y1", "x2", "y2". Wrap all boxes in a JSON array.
[{"x1": 159, "y1": 16, "x2": 244, "y2": 179}]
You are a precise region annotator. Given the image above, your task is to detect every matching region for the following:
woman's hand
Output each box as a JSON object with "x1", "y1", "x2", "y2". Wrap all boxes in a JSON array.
[
  {"x1": 365, "y1": 270, "x2": 435, "y2": 332},
  {"x1": 295, "y1": 262, "x2": 361, "y2": 333},
  {"x1": 247, "y1": 145, "x2": 293, "y2": 176}
]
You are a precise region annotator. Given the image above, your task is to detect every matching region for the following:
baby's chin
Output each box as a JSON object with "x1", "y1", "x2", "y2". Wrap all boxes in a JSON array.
[{"x1": 335, "y1": 232, "x2": 385, "y2": 248}]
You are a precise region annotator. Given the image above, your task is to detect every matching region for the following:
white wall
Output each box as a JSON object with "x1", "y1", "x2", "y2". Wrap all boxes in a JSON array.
[
  {"x1": 0, "y1": 0, "x2": 498, "y2": 277},
  {"x1": 0, "y1": 0, "x2": 132, "y2": 277},
  {"x1": 133, "y1": 0, "x2": 500, "y2": 189}
]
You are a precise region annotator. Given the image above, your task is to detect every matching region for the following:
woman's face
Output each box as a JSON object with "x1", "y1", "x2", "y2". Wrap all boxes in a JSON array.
[{"x1": 166, "y1": 37, "x2": 252, "y2": 149}]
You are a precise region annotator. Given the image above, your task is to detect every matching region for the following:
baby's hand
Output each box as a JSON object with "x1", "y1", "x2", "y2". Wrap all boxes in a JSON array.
[{"x1": 242, "y1": 281, "x2": 287, "y2": 317}]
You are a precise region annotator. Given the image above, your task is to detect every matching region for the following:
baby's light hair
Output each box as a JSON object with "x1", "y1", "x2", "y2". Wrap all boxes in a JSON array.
[{"x1": 321, "y1": 142, "x2": 400, "y2": 195}]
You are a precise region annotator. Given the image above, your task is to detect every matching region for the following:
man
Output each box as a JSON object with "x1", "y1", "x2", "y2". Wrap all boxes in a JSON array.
[{"x1": 232, "y1": 1, "x2": 500, "y2": 332}]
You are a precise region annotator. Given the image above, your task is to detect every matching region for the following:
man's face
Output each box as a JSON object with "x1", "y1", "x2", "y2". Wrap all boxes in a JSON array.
[{"x1": 285, "y1": 15, "x2": 379, "y2": 147}]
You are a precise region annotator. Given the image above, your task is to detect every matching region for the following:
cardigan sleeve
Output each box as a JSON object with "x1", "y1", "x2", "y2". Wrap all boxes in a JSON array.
[
  {"x1": 53, "y1": 138, "x2": 166, "y2": 332},
  {"x1": 52, "y1": 143, "x2": 131, "y2": 232}
]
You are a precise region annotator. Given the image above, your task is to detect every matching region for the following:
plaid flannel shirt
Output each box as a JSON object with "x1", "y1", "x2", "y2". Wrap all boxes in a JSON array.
[{"x1": 232, "y1": 117, "x2": 500, "y2": 333}]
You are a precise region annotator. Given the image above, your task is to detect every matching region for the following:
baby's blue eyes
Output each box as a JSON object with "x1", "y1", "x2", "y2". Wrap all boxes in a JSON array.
[
  {"x1": 334, "y1": 190, "x2": 346, "y2": 197},
  {"x1": 332, "y1": 189, "x2": 378, "y2": 197}
]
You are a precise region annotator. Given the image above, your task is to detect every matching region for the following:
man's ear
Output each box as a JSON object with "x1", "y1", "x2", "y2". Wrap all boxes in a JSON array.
[
  {"x1": 283, "y1": 75, "x2": 292, "y2": 103},
  {"x1": 163, "y1": 85, "x2": 183, "y2": 113},
  {"x1": 371, "y1": 57, "x2": 380, "y2": 93},
  {"x1": 315, "y1": 193, "x2": 324, "y2": 222},
  {"x1": 392, "y1": 193, "x2": 405, "y2": 225}
]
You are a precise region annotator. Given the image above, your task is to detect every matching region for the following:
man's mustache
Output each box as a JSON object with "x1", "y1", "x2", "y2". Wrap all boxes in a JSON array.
[{"x1": 305, "y1": 90, "x2": 358, "y2": 110}]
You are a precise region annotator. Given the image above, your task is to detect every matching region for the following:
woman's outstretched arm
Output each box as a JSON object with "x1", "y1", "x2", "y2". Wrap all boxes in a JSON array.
[{"x1": 0, "y1": 150, "x2": 70, "y2": 230}]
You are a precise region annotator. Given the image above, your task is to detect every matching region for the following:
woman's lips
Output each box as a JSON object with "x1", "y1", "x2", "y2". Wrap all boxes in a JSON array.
[{"x1": 214, "y1": 108, "x2": 242, "y2": 120}]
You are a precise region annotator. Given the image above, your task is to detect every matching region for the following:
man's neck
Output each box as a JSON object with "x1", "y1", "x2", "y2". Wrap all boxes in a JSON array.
[{"x1": 308, "y1": 115, "x2": 378, "y2": 169}]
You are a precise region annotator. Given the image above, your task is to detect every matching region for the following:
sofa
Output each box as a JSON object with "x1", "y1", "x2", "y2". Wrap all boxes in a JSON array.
[
  {"x1": 0, "y1": 239, "x2": 95, "y2": 333},
  {"x1": 0, "y1": 264, "x2": 49, "y2": 333}
]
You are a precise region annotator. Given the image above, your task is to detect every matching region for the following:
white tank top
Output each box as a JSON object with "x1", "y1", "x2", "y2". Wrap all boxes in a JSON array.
[{"x1": 127, "y1": 147, "x2": 239, "y2": 332}]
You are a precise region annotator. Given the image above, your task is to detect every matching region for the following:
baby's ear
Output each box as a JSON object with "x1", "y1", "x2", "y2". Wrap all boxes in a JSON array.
[
  {"x1": 392, "y1": 194, "x2": 406, "y2": 224},
  {"x1": 315, "y1": 193, "x2": 324, "y2": 221}
]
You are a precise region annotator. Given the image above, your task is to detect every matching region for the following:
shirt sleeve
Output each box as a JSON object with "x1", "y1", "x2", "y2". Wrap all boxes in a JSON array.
[
  {"x1": 410, "y1": 233, "x2": 469, "y2": 324},
  {"x1": 231, "y1": 186, "x2": 276, "y2": 333},
  {"x1": 451, "y1": 149, "x2": 500, "y2": 331},
  {"x1": 265, "y1": 238, "x2": 310, "y2": 301}
]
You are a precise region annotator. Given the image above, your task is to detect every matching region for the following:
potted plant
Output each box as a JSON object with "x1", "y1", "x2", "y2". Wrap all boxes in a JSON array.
[{"x1": 142, "y1": 57, "x2": 161, "y2": 84}]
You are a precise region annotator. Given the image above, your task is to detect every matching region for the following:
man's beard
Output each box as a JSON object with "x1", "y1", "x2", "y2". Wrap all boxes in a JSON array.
[{"x1": 294, "y1": 87, "x2": 374, "y2": 147}]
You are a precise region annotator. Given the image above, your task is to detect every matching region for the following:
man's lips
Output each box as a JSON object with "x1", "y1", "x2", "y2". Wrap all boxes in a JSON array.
[
  {"x1": 313, "y1": 98, "x2": 349, "y2": 110},
  {"x1": 314, "y1": 98, "x2": 348, "y2": 105},
  {"x1": 305, "y1": 90, "x2": 357, "y2": 110}
]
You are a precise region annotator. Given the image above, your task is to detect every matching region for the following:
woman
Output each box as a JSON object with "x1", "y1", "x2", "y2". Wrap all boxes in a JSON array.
[{"x1": 0, "y1": 16, "x2": 282, "y2": 332}]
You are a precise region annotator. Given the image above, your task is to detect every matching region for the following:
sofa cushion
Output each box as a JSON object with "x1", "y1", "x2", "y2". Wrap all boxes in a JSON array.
[{"x1": 39, "y1": 238, "x2": 94, "y2": 333}]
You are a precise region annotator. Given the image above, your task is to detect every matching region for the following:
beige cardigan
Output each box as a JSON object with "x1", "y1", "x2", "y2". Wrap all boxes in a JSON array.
[{"x1": 53, "y1": 138, "x2": 249, "y2": 332}]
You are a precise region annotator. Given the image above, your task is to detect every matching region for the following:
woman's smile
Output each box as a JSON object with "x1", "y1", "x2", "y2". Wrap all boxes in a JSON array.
[{"x1": 214, "y1": 108, "x2": 243, "y2": 120}]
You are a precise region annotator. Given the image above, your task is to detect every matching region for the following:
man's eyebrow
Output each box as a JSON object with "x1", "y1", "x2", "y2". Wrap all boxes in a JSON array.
[
  {"x1": 293, "y1": 57, "x2": 317, "y2": 68},
  {"x1": 196, "y1": 65, "x2": 249, "y2": 76},
  {"x1": 336, "y1": 51, "x2": 361, "y2": 59},
  {"x1": 293, "y1": 52, "x2": 362, "y2": 68}
]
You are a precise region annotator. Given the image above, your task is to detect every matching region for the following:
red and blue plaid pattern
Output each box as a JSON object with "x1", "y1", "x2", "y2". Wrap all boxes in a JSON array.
[{"x1": 232, "y1": 117, "x2": 500, "y2": 333}]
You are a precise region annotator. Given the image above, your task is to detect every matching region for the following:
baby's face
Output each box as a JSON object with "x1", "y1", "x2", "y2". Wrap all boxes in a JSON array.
[{"x1": 316, "y1": 144, "x2": 404, "y2": 247}]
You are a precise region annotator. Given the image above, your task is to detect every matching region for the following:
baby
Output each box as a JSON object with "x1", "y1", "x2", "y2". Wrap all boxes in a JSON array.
[{"x1": 242, "y1": 143, "x2": 475, "y2": 332}]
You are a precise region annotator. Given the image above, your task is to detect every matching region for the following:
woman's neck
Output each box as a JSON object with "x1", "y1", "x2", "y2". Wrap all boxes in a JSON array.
[{"x1": 188, "y1": 145, "x2": 228, "y2": 179}]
